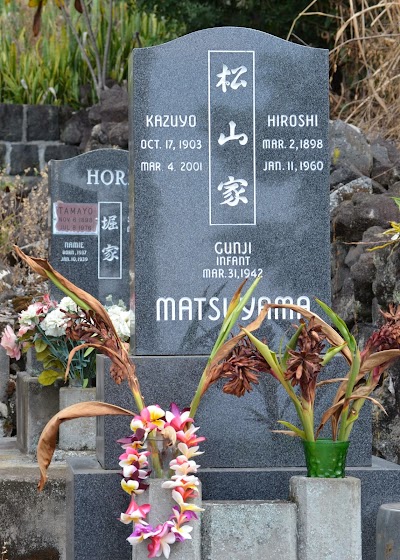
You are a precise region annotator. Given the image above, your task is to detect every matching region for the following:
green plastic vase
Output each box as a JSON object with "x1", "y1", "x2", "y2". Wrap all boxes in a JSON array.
[{"x1": 303, "y1": 438, "x2": 350, "y2": 478}]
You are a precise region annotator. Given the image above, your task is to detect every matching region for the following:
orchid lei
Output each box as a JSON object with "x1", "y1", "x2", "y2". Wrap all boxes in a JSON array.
[{"x1": 118, "y1": 404, "x2": 205, "y2": 559}]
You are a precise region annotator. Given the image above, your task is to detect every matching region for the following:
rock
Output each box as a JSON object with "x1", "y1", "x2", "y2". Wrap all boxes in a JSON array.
[
  {"x1": 388, "y1": 181, "x2": 400, "y2": 195},
  {"x1": 60, "y1": 109, "x2": 92, "y2": 148},
  {"x1": 369, "y1": 135, "x2": 400, "y2": 187},
  {"x1": 372, "y1": 247, "x2": 400, "y2": 307},
  {"x1": 330, "y1": 119, "x2": 373, "y2": 179},
  {"x1": 332, "y1": 275, "x2": 357, "y2": 326},
  {"x1": 373, "y1": 368, "x2": 400, "y2": 463},
  {"x1": 88, "y1": 103, "x2": 102, "y2": 125},
  {"x1": 99, "y1": 84, "x2": 128, "y2": 123},
  {"x1": 105, "y1": 122, "x2": 129, "y2": 149},
  {"x1": 332, "y1": 193, "x2": 399, "y2": 242},
  {"x1": 90, "y1": 124, "x2": 109, "y2": 144},
  {"x1": 329, "y1": 163, "x2": 364, "y2": 189},
  {"x1": 350, "y1": 251, "x2": 376, "y2": 303},
  {"x1": 330, "y1": 176, "x2": 373, "y2": 211}
]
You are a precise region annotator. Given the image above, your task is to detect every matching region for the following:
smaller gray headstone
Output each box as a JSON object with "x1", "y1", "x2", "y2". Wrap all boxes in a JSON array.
[{"x1": 49, "y1": 149, "x2": 130, "y2": 307}]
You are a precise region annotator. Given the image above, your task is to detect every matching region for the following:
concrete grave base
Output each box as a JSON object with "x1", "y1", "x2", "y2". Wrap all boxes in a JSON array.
[
  {"x1": 290, "y1": 476, "x2": 361, "y2": 560},
  {"x1": 66, "y1": 455, "x2": 400, "y2": 560},
  {"x1": 59, "y1": 387, "x2": 96, "y2": 451},
  {"x1": 0, "y1": 438, "x2": 66, "y2": 560},
  {"x1": 132, "y1": 479, "x2": 202, "y2": 560},
  {"x1": 16, "y1": 372, "x2": 60, "y2": 454},
  {"x1": 201, "y1": 500, "x2": 297, "y2": 560}
]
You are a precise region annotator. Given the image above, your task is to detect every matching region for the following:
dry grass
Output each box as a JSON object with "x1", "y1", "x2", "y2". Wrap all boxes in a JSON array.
[
  {"x1": 290, "y1": 1, "x2": 400, "y2": 142},
  {"x1": 330, "y1": 0, "x2": 400, "y2": 141},
  {"x1": 0, "y1": 170, "x2": 49, "y2": 292}
]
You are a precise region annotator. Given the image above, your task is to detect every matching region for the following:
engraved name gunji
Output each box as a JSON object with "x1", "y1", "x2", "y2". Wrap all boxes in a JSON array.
[{"x1": 145, "y1": 114, "x2": 197, "y2": 127}]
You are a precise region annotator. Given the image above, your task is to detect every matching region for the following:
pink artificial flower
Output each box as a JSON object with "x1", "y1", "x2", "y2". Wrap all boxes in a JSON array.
[
  {"x1": 40, "y1": 294, "x2": 58, "y2": 314},
  {"x1": 147, "y1": 522, "x2": 175, "y2": 559},
  {"x1": 165, "y1": 403, "x2": 193, "y2": 432},
  {"x1": 17, "y1": 325, "x2": 31, "y2": 336},
  {"x1": 120, "y1": 497, "x2": 151, "y2": 524},
  {"x1": 176, "y1": 425, "x2": 205, "y2": 448},
  {"x1": 131, "y1": 405, "x2": 166, "y2": 432},
  {"x1": 1, "y1": 325, "x2": 21, "y2": 360}
]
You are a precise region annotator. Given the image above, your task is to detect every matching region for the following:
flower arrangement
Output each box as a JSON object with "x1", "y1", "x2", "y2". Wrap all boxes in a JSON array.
[
  {"x1": 13, "y1": 246, "x2": 263, "y2": 558},
  {"x1": 216, "y1": 299, "x2": 400, "y2": 445},
  {"x1": 0, "y1": 294, "x2": 133, "y2": 387}
]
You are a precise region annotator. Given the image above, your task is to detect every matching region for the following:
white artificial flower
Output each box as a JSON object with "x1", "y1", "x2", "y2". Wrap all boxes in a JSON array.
[
  {"x1": 106, "y1": 305, "x2": 133, "y2": 341},
  {"x1": 58, "y1": 297, "x2": 79, "y2": 314},
  {"x1": 19, "y1": 302, "x2": 42, "y2": 328},
  {"x1": 40, "y1": 308, "x2": 67, "y2": 337}
]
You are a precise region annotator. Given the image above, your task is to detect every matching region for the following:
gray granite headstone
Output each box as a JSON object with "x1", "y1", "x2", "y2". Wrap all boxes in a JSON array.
[
  {"x1": 130, "y1": 27, "x2": 330, "y2": 356},
  {"x1": 97, "y1": 27, "x2": 370, "y2": 472},
  {"x1": 49, "y1": 149, "x2": 130, "y2": 307},
  {"x1": 67, "y1": 27, "x2": 380, "y2": 560}
]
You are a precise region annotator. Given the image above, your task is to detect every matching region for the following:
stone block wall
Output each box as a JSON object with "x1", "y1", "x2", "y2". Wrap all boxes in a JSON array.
[
  {"x1": 0, "y1": 86, "x2": 129, "y2": 179},
  {"x1": 0, "y1": 104, "x2": 81, "y2": 175}
]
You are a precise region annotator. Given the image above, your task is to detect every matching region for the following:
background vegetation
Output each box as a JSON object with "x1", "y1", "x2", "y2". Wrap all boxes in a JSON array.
[
  {"x1": 0, "y1": 0, "x2": 399, "y2": 138},
  {"x1": 0, "y1": 0, "x2": 182, "y2": 107}
]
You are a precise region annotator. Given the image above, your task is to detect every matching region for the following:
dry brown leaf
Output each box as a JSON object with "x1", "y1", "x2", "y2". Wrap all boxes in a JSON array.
[
  {"x1": 14, "y1": 246, "x2": 118, "y2": 339},
  {"x1": 33, "y1": 1, "x2": 43, "y2": 36},
  {"x1": 316, "y1": 401, "x2": 344, "y2": 436},
  {"x1": 239, "y1": 303, "x2": 270, "y2": 332},
  {"x1": 316, "y1": 378, "x2": 349, "y2": 388},
  {"x1": 361, "y1": 349, "x2": 400, "y2": 372},
  {"x1": 265, "y1": 303, "x2": 352, "y2": 363},
  {"x1": 226, "y1": 279, "x2": 247, "y2": 319},
  {"x1": 37, "y1": 402, "x2": 135, "y2": 491}
]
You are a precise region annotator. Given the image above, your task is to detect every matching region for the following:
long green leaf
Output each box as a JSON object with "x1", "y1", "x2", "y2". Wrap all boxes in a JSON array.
[
  {"x1": 316, "y1": 298, "x2": 356, "y2": 352},
  {"x1": 276, "y1": 420, "x2": 306, "y2": 439}
]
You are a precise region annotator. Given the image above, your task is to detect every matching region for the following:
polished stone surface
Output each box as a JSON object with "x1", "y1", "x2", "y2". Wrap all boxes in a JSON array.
[
  {"x1": 130, "y1": 27, "x2": 330, "y2": 355},
  {"x1": 49, "y1": 148, "x2": 130, "y2": 307},
  {"x1": 96, "y1": 354, "x2": 371, "y2": 470}
]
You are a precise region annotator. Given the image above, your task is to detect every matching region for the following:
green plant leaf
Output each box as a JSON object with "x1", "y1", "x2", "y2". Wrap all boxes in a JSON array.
[
  {"x1": 316, "y1": 298, "x2": 356, "y2": 352},
  {"x1": 35, "y1": 338, "x2": 48, "y2": 353},
  {"x1": 83, "y1": 346, "x2": 95, "y2": 357},
  {"x1": 391, "y1": 197, "x2": 400, "y2": 210},
  {"x1": 276, "y1": 420, "x2": 306, "y2": 439},
  {"x1": 38, "y1": 369, "x2": 63, "y2": 386},
  {"x1": 321, "y1": 343, "x2": 348, "y2": 366},
  {"x1": 36, "y1": 348, "x2": 52, "y2": 362},
  {"x1": 281, "y1": 322, "x2": 304, "y2": 369}
]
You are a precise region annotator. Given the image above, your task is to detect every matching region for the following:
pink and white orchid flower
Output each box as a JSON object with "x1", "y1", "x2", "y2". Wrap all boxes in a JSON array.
[{"x1": 1, "y1": 325, "x2": 21, "y2": 360}]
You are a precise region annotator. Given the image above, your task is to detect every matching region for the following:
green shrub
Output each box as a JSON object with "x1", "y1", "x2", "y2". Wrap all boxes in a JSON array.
[{"x1": 0, "y1": 0, "x2": 181, "y2": 107}]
